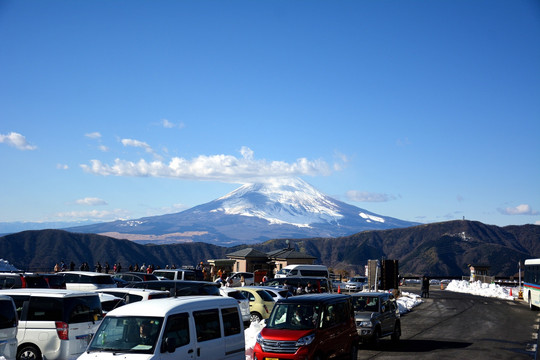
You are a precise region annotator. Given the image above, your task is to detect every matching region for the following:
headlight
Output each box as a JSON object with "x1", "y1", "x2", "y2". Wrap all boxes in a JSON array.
[
  {"x1": 296, "y1": 333, "x2": 315, "y2": 346},
  {"x1": 256, "y1": 332, "x2": 264, "y2": 345},
  {"x1": 357, "y1": 321, "x2": 371, "y2": 327}
]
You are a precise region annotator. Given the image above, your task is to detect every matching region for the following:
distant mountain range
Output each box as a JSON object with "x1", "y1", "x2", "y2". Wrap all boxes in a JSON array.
[
  {"x1": 1, "y1": 220, "x2": 538, "y2": 277},
  {"x1": 66, "y1": 178, "x2": 419, "y2": 246}
]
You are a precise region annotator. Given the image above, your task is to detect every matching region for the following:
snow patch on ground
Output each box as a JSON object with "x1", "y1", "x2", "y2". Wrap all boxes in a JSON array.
[{"x1": 445, "y1": 280, "x2": 514, "y2": 300}]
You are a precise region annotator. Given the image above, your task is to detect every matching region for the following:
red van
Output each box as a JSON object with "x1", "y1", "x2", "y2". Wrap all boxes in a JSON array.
[{"x1": 254, "y1": 294, "x2": 358, "y2": 360}]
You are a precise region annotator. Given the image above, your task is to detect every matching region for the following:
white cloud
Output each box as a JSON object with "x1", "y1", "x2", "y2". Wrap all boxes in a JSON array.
[
  {"x1": 81, "y1": 147, "x2": 331, "y2": 183},
  {"x1": 535, "y1": 220, "x2": 540, "y2": 225},
  {"x1": 98, "y1": 144, "x2": 109, "y2": 152},
  {"x1": 498, "y1": 204, "x2": 538, "y2": 216},
  {"x1": 161, "y1": 119, "x2": 185, "y2": 129},
  {"x1": 75, "y1": 197, "x2": 108, "y2": 206},
  {"x1": 346, "y1": 190, "x2": 397, "y2": 202},
  {"x1": 121, "y1": 138, "x2": 161, "y2": 159},
  {"x1": 56, "y1": 164, "x2": 69, "y2": 170},
  {"x1": 0, "y1": 132, "x2": 37, "y2": 150},
  {"x1": 85, "y1": 132, "x2": 102, "y2": 139}
]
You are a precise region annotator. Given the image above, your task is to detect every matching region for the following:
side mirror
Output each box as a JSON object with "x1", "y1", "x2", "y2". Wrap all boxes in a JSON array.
[{"x1": 162, "y1": 337, "x2": 176, "y2": 353}]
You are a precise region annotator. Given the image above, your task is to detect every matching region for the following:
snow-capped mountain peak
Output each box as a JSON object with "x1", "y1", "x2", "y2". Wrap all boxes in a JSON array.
[{"x1": 212, "y1": 177, "x2": 343, "y2": 227}]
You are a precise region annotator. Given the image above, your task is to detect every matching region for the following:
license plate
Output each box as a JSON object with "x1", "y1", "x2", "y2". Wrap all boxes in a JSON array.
[{"x1": 265, "y1": 358, "x2": 279, "y2": 360}]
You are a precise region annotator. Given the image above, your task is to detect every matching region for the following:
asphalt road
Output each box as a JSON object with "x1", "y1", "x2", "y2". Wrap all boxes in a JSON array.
[{"x1": 355, "y1": 285, "x2": 539, "y2": 359}]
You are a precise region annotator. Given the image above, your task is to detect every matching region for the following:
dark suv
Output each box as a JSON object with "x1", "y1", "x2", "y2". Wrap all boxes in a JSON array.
[
  {"x1": 352, "y1": 292, "x2": 401, "y2": 346},
  {"x1": 0, "y1": 272, "x2": 49, "y2": 289},
  {"x1": 254, "y1": 294, "x2": 359, "y2": 359}
]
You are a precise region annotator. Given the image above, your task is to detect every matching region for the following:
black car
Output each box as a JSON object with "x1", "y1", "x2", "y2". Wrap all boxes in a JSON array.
[
  {"x1": 0, "y1": 272, "x2": 49, "y2": 289},
  {"x1": 128, "y1": 280, "x2": 220, "y2": 297},
  {"x1": 41, "y1": 273, "x2": 66, "y2": 289}
]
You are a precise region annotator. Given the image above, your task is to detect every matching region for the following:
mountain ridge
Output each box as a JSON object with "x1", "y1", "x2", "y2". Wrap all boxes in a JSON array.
[
  {"x1": 1, "y1": 220, "x2": 538, "y2": 277},
  {"x1": 66, "y1": 177, "x2": 419, "y2": 246}
]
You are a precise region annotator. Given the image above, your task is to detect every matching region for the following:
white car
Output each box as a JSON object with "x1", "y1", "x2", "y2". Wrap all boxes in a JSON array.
[
  {"x1": 219, "y1": 287, "x2": 250, "y2": 325},
  {"x1": 228, "y1": 272, "x2": 254, "y2": 286},
  {"x1": 0, "y1": 289, "x2": 102, "y2": 360},
  {"x1": 247, "y1": 286, "x2": 293, "y2": 301},
  {"x1": 345, "y1": 276, "x2": 368, "y2": 291},
  {"x1": 95, "y1": 288, "x2": 170, "y2": 304},
  {"x1": 62, "y1": 271, "x2": 117, "y2": 291},
  {"x1": 79, "y1": 296, "x2": 245, "y2": 360}
]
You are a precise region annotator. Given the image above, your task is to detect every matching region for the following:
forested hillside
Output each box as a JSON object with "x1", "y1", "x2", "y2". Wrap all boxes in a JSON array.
[{"x1": 1, "y1": 221, "x2": 538, "y2": 276}]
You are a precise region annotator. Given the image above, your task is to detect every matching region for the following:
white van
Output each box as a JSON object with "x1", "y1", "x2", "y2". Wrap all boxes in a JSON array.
[
  {"x1": 0, "y1": 288, "x2": 102, "y2": 360},
  {"x1": 79, "y1": 296, "x2": 245, "y2": 360},
  {"x1": 0, "y1": 295, "x2": 18, "y2": 360},
  {"x1": 275, "y1": 264, "x2": 329, "y2": 278},
  {"x1": 62, "y1": 271, "x2": 117, "y2": 291}
]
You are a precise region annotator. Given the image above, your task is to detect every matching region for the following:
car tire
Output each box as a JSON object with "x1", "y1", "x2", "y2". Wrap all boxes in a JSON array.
[
  {"x1": 529, "y1": 292, "x2": 537, "y2": 311},
  {"x1": 371, "y1": 327, "x2": 381, "y2": 348},
  {"x1": 17, "y1": 345, "x2": 42, "y2": 360},
  {"x1": 250, "y1": 312, "x2": 262, "y2": 323}
]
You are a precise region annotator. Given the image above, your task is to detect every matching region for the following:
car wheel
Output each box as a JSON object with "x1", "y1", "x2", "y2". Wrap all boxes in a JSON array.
[
  {"x1": 529, "y1": 292, "x2": 537, "y2": 310},
  {"x1": 250, "y1": 312, "x2": 262, "y2": 323},
  {"x1": 371, "y1": 327, "x2": 381, "y2": 348},
  {"x1": 17, "y1": 345, "x2": 42, "y2": 360},
  {"x1": 391, "y1": 322, "x2": 401, "y2": 343}
]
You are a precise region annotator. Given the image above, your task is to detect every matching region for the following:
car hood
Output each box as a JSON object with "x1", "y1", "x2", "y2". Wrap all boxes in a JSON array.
[
  {"x1": 354, "y1": 311, "x2": 377, "y2": 321},
  {"x1": 261, "y1": 327, "x2": 314, "y2": 341}
]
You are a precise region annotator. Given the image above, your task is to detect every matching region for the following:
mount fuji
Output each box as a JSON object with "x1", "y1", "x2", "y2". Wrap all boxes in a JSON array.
[{"x1": 67, "y1": 178, "x2": 419, "y2": 246}]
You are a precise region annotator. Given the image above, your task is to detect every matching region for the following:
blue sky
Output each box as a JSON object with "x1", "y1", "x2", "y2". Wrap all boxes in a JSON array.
[{"x1": 1, "y1": 0, "x2": 539, "y2": 227}]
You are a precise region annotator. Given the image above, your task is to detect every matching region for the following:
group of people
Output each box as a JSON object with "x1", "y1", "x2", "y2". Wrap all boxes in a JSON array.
[{"x1": 283, "y1": 280, "x2": 318, "y2": 295}]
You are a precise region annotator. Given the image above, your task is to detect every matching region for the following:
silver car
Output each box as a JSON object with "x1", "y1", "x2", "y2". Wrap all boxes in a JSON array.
[
  {"x1": 219, "y1": 287, "x2": 251, "y2": 326},
  {"x1": 345, "y1": 276, "x2": 368, "y2": 291},
  {"x1": 352, "y1": 292, "x2": 401, "y2": 346}
]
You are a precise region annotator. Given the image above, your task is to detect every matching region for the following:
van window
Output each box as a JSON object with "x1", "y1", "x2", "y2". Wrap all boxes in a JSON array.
[
  {"x1": 0, "y1": 277, "x2": 17, "y2": 289},
  {"x1": 299, "y1": 270, "x2": 329, "y2": 277},
  {"x1": 28, "y1": 297, "x2": 63, "y2": 321},
  {"x1": 183, "y1": 272, "x2": 196, "y2": 280},
  {"x1": 65, "y1": 296, "x2": 103, "y2": 323},
  {"x1": 63, "y1": 273, "x2": 80, "y2": 283},
  {"x1": 194, "y1": 309, "x2": 221, "y2": 342},
  {"x1": 7, "y1": 295, "x2": 29, "y2": 319},
  {"x1": 221, "y1": 307, "x2": 241, "y2": 336},
  {"x1": 24, "y1": 275, "x2": 49, "y2": 288},
  {"x1": 25, "y1": 296, "x2": 102, "y2": 323},
  {"x1": 154, "y1": 271, "x2": 175, "y2": 280},
  {"x1": 83, "y1": 275, "x2": 115, "y2": 285},
  {"x1": 163, "y1": 313, "x2": 190, "y2": 349},
  {"x1": 0, "y1": 299, "x2": 17, "y2": 329}
]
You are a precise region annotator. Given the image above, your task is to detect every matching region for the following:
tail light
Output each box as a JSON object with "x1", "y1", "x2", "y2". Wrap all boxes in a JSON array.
[
  {"x1": 20, "y1": 275, "x2": 27, "y2": 288},
  {"x1": 55, "y1": 321, "x2": 69, "y2": 340},
  {"x1": 264, "y1": 305, "x2": 269, "y2": 314}
]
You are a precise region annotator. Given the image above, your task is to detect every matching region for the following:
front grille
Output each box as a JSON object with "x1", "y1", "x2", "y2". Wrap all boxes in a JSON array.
[{"x1": 260, "y1": 339, "x2": 298, "y2": 354}]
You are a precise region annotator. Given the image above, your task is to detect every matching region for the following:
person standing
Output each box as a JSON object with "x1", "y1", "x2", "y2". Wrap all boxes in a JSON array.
[{"x1": 421, "y1": 275, "x2": 430, "y2": 298}]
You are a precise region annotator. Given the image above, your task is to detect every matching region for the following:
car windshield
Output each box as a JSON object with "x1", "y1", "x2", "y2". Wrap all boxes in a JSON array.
[
  {"x1": 88, "y1": 316, "x2": 163, "y2": 354},
  {"x1": 352, "y1": 296, "x2": 379, "y2": 312},
  {"x1": 267, "y1": 303, "x2": 320, "y2": 330}
]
